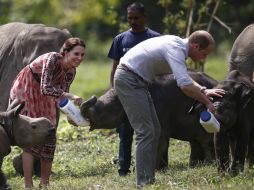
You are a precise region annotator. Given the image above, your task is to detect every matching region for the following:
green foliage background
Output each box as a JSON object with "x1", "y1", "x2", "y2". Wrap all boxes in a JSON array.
[{"x1": 1, "y1": 0, "x2": 254, "y2": 56}]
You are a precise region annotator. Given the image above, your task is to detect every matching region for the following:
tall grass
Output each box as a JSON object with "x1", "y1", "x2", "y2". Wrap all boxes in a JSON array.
[{"x1": 5, "y1": 54, "x2": 254, "y2": 190}]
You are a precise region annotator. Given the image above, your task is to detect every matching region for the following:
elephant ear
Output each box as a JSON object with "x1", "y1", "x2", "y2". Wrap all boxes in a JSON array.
[{"x1": 235, "y1": 83, "x2": 253, "y2": 112}]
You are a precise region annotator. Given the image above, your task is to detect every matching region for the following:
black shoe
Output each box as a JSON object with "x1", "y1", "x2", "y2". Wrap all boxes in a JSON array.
[{"x1": 118, "y1": 169, "x2": 131, "y2": 176}]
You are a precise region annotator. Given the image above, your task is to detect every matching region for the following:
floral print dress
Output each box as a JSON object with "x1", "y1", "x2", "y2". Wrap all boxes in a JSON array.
[{"x1": 9, "y1": 52, "x2": 76, "y2": 161}]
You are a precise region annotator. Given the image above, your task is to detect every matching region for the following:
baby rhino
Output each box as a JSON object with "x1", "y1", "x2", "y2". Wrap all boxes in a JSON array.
[{"x1": 0, "y1": 100, "x2": 55, "y2": 190}]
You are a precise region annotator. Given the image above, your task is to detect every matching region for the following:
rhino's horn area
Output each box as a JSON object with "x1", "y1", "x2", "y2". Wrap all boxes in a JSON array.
[{"x1": 80, "y1": 96, "x2": 97, "y2": 117}]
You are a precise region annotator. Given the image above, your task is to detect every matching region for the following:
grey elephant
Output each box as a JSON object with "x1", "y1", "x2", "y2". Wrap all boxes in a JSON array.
[
  {"x1": 229, "y1": 23, "x2": 254, "y2": 78},
  {"x1": 80, "y1": 72, "x2": 217, "y2": 170},
  {"x1": 0, "y1": 22, "x2": 71, "y2": 111},
  {"x1": 212, "y1": 70, "x2": 254, "y2": 176}
]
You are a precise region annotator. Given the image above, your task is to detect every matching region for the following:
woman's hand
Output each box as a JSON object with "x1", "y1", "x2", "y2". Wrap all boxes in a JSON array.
[
  {"x1": 67, "y1": 116, "x2": 78, "y2": 126},
  {"x1": 62, "y1": 92, "x2": 83, "y2": 106},
  {"x1": 72, "y1": 96, "x2": 83, "y2": 106}
]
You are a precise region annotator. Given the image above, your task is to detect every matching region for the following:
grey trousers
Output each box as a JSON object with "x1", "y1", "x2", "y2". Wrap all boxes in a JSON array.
[{"x1": 114, "y1": 65, "x2": 161, "y2": 185}]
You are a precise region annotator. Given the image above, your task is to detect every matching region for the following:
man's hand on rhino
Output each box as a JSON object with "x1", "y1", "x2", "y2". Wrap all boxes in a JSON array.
[
  {"x1": 205, "y1": 101, "x2": 216, "y2": 114},
  {"x1": 204, "y1": 88, "x2": 226, "y2": 99}
]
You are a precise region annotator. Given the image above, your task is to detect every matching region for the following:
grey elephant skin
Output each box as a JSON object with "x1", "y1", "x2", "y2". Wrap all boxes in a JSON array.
[
  {"x1": 0, "y1": 100, "x2": 55, "y2": 190},
  {"x1": 0, "y1": 22, "x2": 71, "y2": 111},
  {"x1": 213, "y1": 70, "x2": 254, "y2": 176},
  {"x1": 229, "y1": 24, "x2": 254, "y2": 78},
  {"x1": 81, "y1": 72, "x2": 218, "y2": 170}
]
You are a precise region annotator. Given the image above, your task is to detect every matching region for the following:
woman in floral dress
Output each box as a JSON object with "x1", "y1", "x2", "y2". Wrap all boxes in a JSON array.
[{"x1": 9, "y1": 37, "x2": 85, "y2": 189}]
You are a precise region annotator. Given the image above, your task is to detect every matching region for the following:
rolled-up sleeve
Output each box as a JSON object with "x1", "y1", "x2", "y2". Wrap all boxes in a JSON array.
[{"x1": 165, "y1": 46, "x2": 193, "y2": 87}]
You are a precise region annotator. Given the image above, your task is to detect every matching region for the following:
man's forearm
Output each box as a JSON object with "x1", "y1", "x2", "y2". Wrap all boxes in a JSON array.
[{"x1": 180, "y1": 84, "x2": 211, "y2": 107}]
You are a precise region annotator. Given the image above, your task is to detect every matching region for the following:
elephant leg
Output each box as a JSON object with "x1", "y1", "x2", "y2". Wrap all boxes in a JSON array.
[
  {"x1": 12, "y1": 154, "x2": 41, "y2": 177},
  {"x1": 201, "y1": 140, "x2": 215, "y2": 165},
  {"x1": 246, "y1": 129, "x2": 254, "y2": 168},
  {"x1": 189, "y1": 141, "x2": 204, "y2": 167},
  {"x1": 214, "y1": 132, "x2": 230, "y2": 173},
  {"x1": 160, "y1": 141, "x2": 169, "y2": 170},
  {"x1": 156, "y1": 136, "x2": 169, "y2": 171},
  {"x1": 12, "y1": 154, "x2": 23, "y2": 175},
  {"x1": 229, "y1": 137, "x2": 248, "y2": 176}
]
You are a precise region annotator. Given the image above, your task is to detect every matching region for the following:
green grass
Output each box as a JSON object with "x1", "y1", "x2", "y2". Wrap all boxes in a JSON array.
[
  {"x1": 204, "y1": 55, "x2": 229, "y2": 81},
  {"x1": 5, "y1": 136, "x2": 254, "y2": 190},
  {"x1": 5, "y1": 55, "x2": 254, "y2": 190},
  {"x1": 70, "y1": 60, "x2": 112, "y2": 99}
]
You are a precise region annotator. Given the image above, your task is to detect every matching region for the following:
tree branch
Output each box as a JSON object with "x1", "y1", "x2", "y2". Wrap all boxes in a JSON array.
[
  {"x1": 207, "y1": 0, "x2": 220, "y2": 32},
  {"x1": 212, "y1": 15, "x2": 232, "y2": 34},
  {"x1": 186, "y1": 0, "x2": 195, "y2": 37}
]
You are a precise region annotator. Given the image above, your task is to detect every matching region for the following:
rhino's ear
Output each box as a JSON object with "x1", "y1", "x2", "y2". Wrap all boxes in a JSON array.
[
  {"x1": 227, "y1": 70, "x2": 241, "y2": 80},
  {"x1": 238, "y1": 85, "x2": 253, "y2": 111},
  {"x1": 7, "y1": 99, "x2": 20, "y2": 111},
  {"x1": 13, "y1": 102, "x2": 25, "y2": 116}
]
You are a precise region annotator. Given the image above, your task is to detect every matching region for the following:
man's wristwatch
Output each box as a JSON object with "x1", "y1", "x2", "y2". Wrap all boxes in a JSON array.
[{"x1": 200, "y1": 86, "x2": 207, "y2": 93}]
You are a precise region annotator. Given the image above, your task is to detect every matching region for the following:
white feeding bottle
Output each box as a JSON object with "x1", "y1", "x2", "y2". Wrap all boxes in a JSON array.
[
  {"x1": 200, "y1": 110, "x2": 220, "y2": 133},
  {"x1": 59, "y1": 98, "x2": 89, "y2": 127}
]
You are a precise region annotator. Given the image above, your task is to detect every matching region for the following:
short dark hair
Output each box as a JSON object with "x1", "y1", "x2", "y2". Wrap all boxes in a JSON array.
[
  {"x1": 60, "y1": 37, "x2": 86, "y2": 55},
  {"x1": 189, "y1": 30, "x2": 215, "y2": 50},
  {"x1": 127, "y1": 2, "x2": 145, "y2": 15}
]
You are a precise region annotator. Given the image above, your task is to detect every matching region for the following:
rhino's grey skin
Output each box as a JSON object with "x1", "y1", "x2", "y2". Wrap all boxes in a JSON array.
[
  {"x1": 0, "y1": 22, "x2": 71, "y2": 111},
  {"x1": 0, "y1": 100, "x2": 55, "y2": 189},
  {"x1": 229, "y1": 24, "x2": 254, "y2": 78},
  {"x1": 213, "y1": 70, "x2": 254, "y2": 176},
  {"x1": 81, "y1": 72, "x2": 218, "y2": 169}
]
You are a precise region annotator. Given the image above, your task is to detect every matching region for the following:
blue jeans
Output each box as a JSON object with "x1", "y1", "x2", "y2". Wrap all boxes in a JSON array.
[{"x1": 117, "y1": 120, "x2": 134, "y2": 173}]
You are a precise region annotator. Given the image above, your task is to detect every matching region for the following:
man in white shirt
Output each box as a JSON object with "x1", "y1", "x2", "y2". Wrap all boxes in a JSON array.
[{"x1": 114, "y1": 30, "x2": 225, "y2": 186}]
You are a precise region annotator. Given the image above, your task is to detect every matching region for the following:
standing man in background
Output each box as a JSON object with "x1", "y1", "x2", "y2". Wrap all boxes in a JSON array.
[{"x1": 107, "y1": 2, "x2": 160, "y2": 176}]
